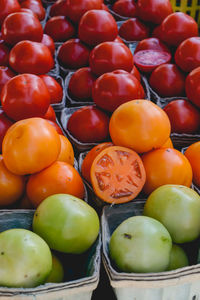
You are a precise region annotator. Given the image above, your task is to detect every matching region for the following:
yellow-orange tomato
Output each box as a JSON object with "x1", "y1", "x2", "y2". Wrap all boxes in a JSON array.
[
  {"x1": 57, "y1": 134, "x2": 74, "y2": 165},
  {"x1": 185, "y1": 142, "x2": 200, "y2": 187},
  {"x1": 2, "y1": 117, "x2": 61, "y2": 175},
  {"x1": 0, "y1": 155, "x2": 25, "y2": 206},
  {"x1": 109, "y1": 99, "x2": 171, "y2": 153},
  {"x1": 141, "y1": 148, "x2": 193, "y2": 195},
  {"x1": 26, "y1": 161, "x2": 85, "y2": 207},
  {"x1": 159, "y1": 137, "x2": 174, "y2": 149}
]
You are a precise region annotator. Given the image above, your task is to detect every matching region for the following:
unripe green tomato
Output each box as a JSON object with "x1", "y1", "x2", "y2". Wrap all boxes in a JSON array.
[
  {"x1": 167, "y1": 244, "x2": 189, "y2": 271},
  {"x1": 45, "y1": 254, "x2": 64, "y2": 283}
]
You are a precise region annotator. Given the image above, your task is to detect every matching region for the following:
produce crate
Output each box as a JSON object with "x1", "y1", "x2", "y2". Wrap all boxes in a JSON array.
[
  {"x1": 102, "y1": 200, "x2": 200, "y2": 300},
  {"x1": 0, "y1": 210, "x2": 101, "y2": 300},
  {"x1": 170, "y1": 0, "x2": 200, "y2": 25}
]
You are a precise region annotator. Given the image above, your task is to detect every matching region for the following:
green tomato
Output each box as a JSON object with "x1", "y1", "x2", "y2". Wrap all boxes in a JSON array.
[
  {"x1": 109, "y1": 215, "x2": 172, "y2": 273},
  {"x1": 45, "y1": 254, "x2": 64, "y2": 283},
  {"x1": 167, "y1": 244, "x2": 189, "y2": 271},
  {"x1": 0, "y1": 228, "x2": 52, "y2": 288},
  {"x1": 143, "y1": 185, "x2": 200, "y2": 243},
  {"x1": 32, "y1": 194, "x2": 100, "y2": 254}
]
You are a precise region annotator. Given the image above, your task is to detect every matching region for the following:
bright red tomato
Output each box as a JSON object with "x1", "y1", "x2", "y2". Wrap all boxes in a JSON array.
[
  {"x1": 89, "y1": 41, "x2": 134, "y2": 76},
  {"x1": 20, "y1": 0, "x2": 46, "y2": 21},
  {"x1": 44, "y1": 16, "x2": 75, "y2": 42},
  {"x1": 57, "y1": 38, "x2": 90, "y2": 70},
  {"x1": 1, "y1": 12, "x2": 43, "y2": 45},
  {"x1": 136, "y1": 0, "x2": 173, "y2": 24},
  {"x1": 0, "y1": 66, "x2": 15, "y2": 95},
  {"x1": 47, "y1": 120, "x2": 64, "y2": 135},
  {"x1": 1, "y1": 74, "x2": 50, "y2": 121},
  {"x1": 92, "y1": 70, "x2": 145, "y2": 112},
  {"x1": 39, "y1": 75, "x2": 63, "y2": 104},
  {"x1": 185, "y1": 67, "x2": 200, "y2": 108},
  {"x1": 41, "y1": 34, "x2": 55, "y2": 56},
  {"x1": 0, "y1": 110, "x2": 14, "y2": 152},
  {"x1": 49, "y1": 0, "x2": 69, "y2": 17},
  {"x1": 67, "y1": 105, "x2": 110, "y2": 143},
  {"x1": 151, "y1": 24, "x2": 165, "y2": 40},
  {"x1": 9, "y1": 40, "x2": 54, "y2": 75},
  {"x1": 119, "y1": 18, "x2": 149, "y2": 42},
  {"x1": 160, "y1": 12, "x2": 198, "y2": 47},
  {"x1": 134, "y1": 37, "x2": 170, "y2": 54},
  {"x1": 0, "y1": 0, "x2": 20, "y2": 26},
  {"x1": 78, "y1": 9, "x2": 118, "y2": 46},
  {"x1": 0, "y1": 42, "x2": 10, "y2": 66},
  {"x1": 163, "y1": 99, "x2": 200, "y2": 134},
  {"x1": 42, "y1": 105, "x2": 56, "y2": 122},
  {"x1": 130, "y1": 65, "x2": 141, "y2": 81},
  {"x1": 149, "y1": 64, "x2": 185, "y2": 97},
  {"x1": 112, "y1": 0, "x2": 137, "y2": 18}
]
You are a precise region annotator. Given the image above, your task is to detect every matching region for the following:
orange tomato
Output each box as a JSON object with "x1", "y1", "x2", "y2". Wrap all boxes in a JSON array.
[
  {"x1": 2, "y1": 117, "x2": 61, "y2": 175},
  {"x1": 0, "y1": 155, "x2": 25, "y2": 206},
  {"x1": 159, "y1": 137, "x2": 173, "y2": 149},
  {"x1": 26, "y1": 161, "x2": 85, "y2": 207},
  {"x1": 185, "y1": 141, "x2": 200, "y2": 187},
  {"x1": 109, "y1": 99, "x2": 171, "y2": 153},
  {"x1": 18, "y1": 194, "x2": 34, "y2": 209},
  {"x1": 81, "y1": 142, "x2": 113, "y2": 183},
  {"x1": 57, "y1": 134, "x2": 74, "y2": 165},
  {"x1": 141, "y1": 148, "x2": 193, "y2": 195}
]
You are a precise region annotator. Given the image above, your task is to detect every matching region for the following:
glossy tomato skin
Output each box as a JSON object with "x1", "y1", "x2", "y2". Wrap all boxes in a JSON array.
[
  {"x1": 67, "y1": 106, "x2": 110, "y2": 143},
  {"x1": 130, "y1": 65, "x2": 141, "y2": 81},
  {"x1": 78, "y1": 9, "x2": 118, "y2": 46},
  {"x1": 0, "y1": 0, "x2": 20, "y2": 26},
  {"x1": 112, "y1": 0, "x2": 137, "y2": 18},
  {"x1": 175, "y1": 37, "x2": 200, "y2": 73},
  {"x1": 0, "y1": 111, "x2": 14, "y2": 152},
  {"x1": 185, "y1": 67, "x2": 200, "y2": 108},
  {"x1": 39, "y1": 75, "x2": 63, "y2": 104},
  {"x1": 119, "y1": 18, "x2": 149, "y2": 42},
  {"x1": 134, "y1": 37, "x2": 170, "y2": 54},
  {"x1": 149, "y1": 64, "x2": 185, "y2": 97},
  {"x1": 136, "y1": 0, "x2": 173, "y2": 24},
  {"x1": 0, "y1": 66, "x2": 15, "y2": 95},
  {"x1": 49, "y1": 0, "x2": 69, "y2": 17},
  {"x1": 42, "y1": 105, "x2": 56, "y2": 122},
  {"x1": 41, "y1": 34, "x2": 55, "y2": 56},
  {"x1": 9, "y1": 41, "x2": 54, "y2": 75},
  {"x1": 20, "y1": 0, "x2": 46, "y2": 21},
  {"x1": 1, "y1": 74, "x2": 50, "y2": 121},
  {"x1": 185, "y1": 142, "x2": 200, "y2": 187},
  {"x1": 92, "y1": 71, "x2": 145, "y2": 112},
  {"x1": 163, "y1": 99, "x2": 200, "y2": 134},
  {"x1": 89, "y1": 41, "x2": 134, "y2": 76},
  {"x1": 47, "y1": 120, "x2": 64, "y2": 135},
  {"x1": 160, "y1": 12, "x2": 198, "y2": 47},
  {"x1": 0, "y1": 42, "x2": 10, "y2": 66},
  {"x1": 58, "y1": 39, "x2": 90, "y2": 70},
  {"x1": 44, "y1": 16, "x2": 75, "y2": 42},
  {"x1": 1, "y1": 12, "x2": 43, "y2": 46}
]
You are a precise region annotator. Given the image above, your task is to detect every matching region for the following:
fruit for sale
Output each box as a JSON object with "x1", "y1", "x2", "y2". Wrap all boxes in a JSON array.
[
  {"x1": 0, "y1": 110, "x2": 13, "y2": 152},
  {"x1": 39, "y1": 75, "x2": 63, "y2": 104},
  {"x1": 112, "y1": 0, "x2": 137, "y2": 18},
  {"x1": 0, "y1": 66, "x2": 15, "y2": 96},
  {"x1": 134, "y1": 37, "x2": 170, "y2": 54},
  {"x1": 44, "y1": 16, "x2": 75, "y2": 42},
  {"x1": 41, "y1": 34, "x2": 55, "y2": 56},
  {"x1": 185, "y1": 142, "x2": 200, "y2": 187},
  {"x1": 0, "y1": 42, "x2": 10, "y2": 66},
  {"x1": 166, "y1": 245, "x2": 189, "y2": 271},
  {"x1": 0, "y1": 0, "x2": 20, "y2": 26},
  {"x1": 185, "y1": 66, "x2": 200, "y2": 108},
  {"x1": 20, "y1": 0, "x2": 46, "y2": 21},
  {"x1": 45, "y1": 254, "x2": 64, "y2": 283},
  {"x1": 119, "y1": 18, "x2": 149, "y2": 42},
  {"x1": 42, "y1": 105, "x2": 57, "y2": 122},
  {"x1": 130, "y1": 65, "x2": 141, "y2": 81},
  {"x1": 57, "y1": 134, "x2": 74, "y2": 165}
]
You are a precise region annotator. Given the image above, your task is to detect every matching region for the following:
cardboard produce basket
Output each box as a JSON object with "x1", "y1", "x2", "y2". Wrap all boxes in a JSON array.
[
  {"x1": 0, "y1": 210, "x2": 101, "y2": 300},
  {"x1": 102, "y1": 200, "x2": 200, "y2": 300}
]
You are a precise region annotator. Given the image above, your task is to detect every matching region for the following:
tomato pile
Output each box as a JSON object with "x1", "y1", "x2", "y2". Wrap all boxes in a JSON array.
[{"x1": 0, "y1": 0, "x2": 200, "y2": 288}]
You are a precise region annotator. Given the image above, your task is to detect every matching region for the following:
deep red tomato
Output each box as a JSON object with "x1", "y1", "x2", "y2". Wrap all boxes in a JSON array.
[
  {"x1": 160, "y1": 12, "x2": 198, "y2": 47},
  {"x1": 67, "y1": 105, "x2": 110, "y2": 143},
  {"x1": 89, "y1": 41, "x2": 134, "y2": 76},
  {"x1": 44, "y1": 16, "x2": 75, "y2": 42},
  {"x1": 0, "y1": 0, "x2": 20, "y2": 26},
  {"x1": 175, "y1": 37, "x2": 200, "y2": 73},
  {"x1": 41, "y1": 34, "x2": 55, "y2": 56},
  {"x1": 151, "y1": 24, "x2": 165, "y2": 40},
  {"x1": 163, "y1": 99, "x2": 200, "y2": 134},
  {"x1": 39, "y1": 75, "x2": 63, "y2": 104},
  {"x1": 9, "y1": 40, "x2": 54, "y2": 75},
  {"x1": 134, "y1": 37, "x2": 170, "y2": 54},
  {"x1": 112, "y1": 0, "x2": 137, "y2": 18},
  {"x1": 136, "y1": 0, "x2": 173, "y2": 24},
  {"x1": 57, "y1": 38, "x2": 90, "y2": 70},
  {"x1": 0, "y1": 110, "x2": 14, "y2": 152},
  {"x1": 0, "y1": 42, "x2": 10, "y2": 66},
  {"x1": 49, "y1": 0, "x2": 69, "y2": 17},
  {"x1": 68, "y1": 67, "x2": 96, "y2": 100},
  {"x1": 114, "y1": 35, "x2": 125, "y2": 44},
  {"x1": 1, "y1": 74, "x2": 50, "y2": 121},
  {"x1": 42, "y1": 105, "x2": 57, "y2": 122},
  {"x1": 78, "y1": 9, "x2": 118, "y2": 46},
  {"x1": 47, "y1": 119, "x2": 64, "y2": 135},
  {"x1": 149, "y1": 64, "x2": 185, "y2": 97},
  {"x1": 119, "y1": 18, "x2": 149, "y2": 42},
  {"x1": 92, "y1": 70, "x2": 145, "y2": 112},
  {"x1": 17, "y1": 7, "x2": 37, "y2": 17},
  {"x1": 0, "y1": 66, "x2": 15, "y2": 95},
  {"x1": 130, "y1": 65, "x2": 141, "y2": 81},
  {"x1": 185, "y1": 67, "x2": 200, "y2": 108},
  {"x1": 1, "y1": 12, "x2": 43, "y2": 45},
  {"x1": 20, "y1": 0, "x2": 46, "y2": 21}
]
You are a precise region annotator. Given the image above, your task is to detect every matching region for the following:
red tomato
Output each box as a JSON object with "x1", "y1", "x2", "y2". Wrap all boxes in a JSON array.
[
  {"x1": 57, "y1": 38, "x2": 90, "y2": 69},
  {"x1": 112, "y1": 0, "x2": 137, "y2": 18},
  {"x1": 160, "y1": 12, "x2": 198, "y2": 47},
  {"x1": 119, "y1": 18, "x2": 149, "y2": 42},
  {"x1": 1, "y1": 12, "x2": 43, "y2": 45},
  {"x1": 151, "y1": 24, "x2": 165, "y2": 40},
  {"x1": 20, "y1": 0, "x2": 45, "y2": 21},
  {"x1": 149, "y1": 64, "x2": 185, "y2": 97},
  {"x1": 0, "y1": 42, "x2": 10, "y2": 66},
  {"x1": 114, "y1": 35, "x2": 125, "y2": 44},
  {"x1": 185, "y1": 67, "x2": 200, "y2": 108},
  {"x1": 136, "y1": 0, "x2": 173, "y2": 24},
  {"x1": 44, "y1": 16, "x2": 75, "y2": 42},
  {"x1": 67, "y1": 105, "x2": 110, "y2": 143},
  {"x1": 78, "y1": 9, "x2": 118, "y2": 46},
  {"x1": 163, "y1": 99, "x2": 200, "y2": 134},
  {"x1": 134, "y1": 37, "x2": 170, "y2": 54},
  {"x1": 89, "y1": 41, "x2": 134, "y2": 76},
  {"x1": 39, "y1": 75, "x2": 63, "y2": 104},
  {"x1": 0, "y1": 66, "x2": 15, "y2": 95},
  {"x1": 9, "y1": 40, "x2": 54, "y2": 75},
  {"x1": 42, "y1": 105, "x2": 56, "y2": 122},
  {"x1": 101, "y1": 3, "x2": 109, "y2": 11},
  {"x1": 49, "y1": 0, "x2": 69, "y2": 17},
  {"x1": 1, "y1": 74, "x2": 50, "y2": 121},
  {"x1": 130, "y1": 65, "x2": 141, "y2": 81},
  {"x1": 17, "y1": 7, "x2": 37, "y2": 17},
  {"x1": 0, "y1": 110, "x2": 14, "y2": 152},
  {"x1": 134, "y1": 50, "x2": 171, "y2": 73},
  {"x1": 68, "y1": 67, "x2": 96, "y2": 101},
  {"x1": 47, "y1": 120, "x2": 64, "y2": 135},
  {"x1": 0, "y1": 0, "x2": 20, "y2": 26},
  {"x1": 92, "y1": 70, "x2": 145, "y2": 112},
  {"x1": 41, "y1": 34, "x2": 55, "y2": 56},
  {"x1": 175, "y1": 37, "x2": 200, "y2": 73}
]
